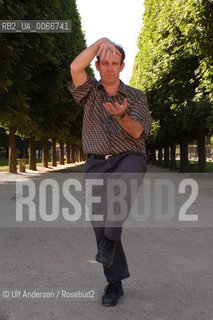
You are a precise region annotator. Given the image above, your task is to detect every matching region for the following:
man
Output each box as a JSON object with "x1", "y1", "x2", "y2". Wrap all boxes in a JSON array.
[{"x1": 68, "y1": 38, "x2": 151, "y2": 307}]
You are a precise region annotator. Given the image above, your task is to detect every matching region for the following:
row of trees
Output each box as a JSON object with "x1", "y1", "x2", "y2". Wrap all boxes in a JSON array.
[
  {"x1": 131, "y1": 0, "x2": 213, "y2": 171},
  {"x1": 0, "y1": 0, "x2": 92, "y2": 173},
  {"x1": 0, "y1": 128, "x2": 86, "y2": 165}
]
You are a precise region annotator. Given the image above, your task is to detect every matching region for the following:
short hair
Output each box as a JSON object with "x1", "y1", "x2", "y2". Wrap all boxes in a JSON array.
[{"x1": 96, "y1": 43, "x2": 125, "y2": 65}]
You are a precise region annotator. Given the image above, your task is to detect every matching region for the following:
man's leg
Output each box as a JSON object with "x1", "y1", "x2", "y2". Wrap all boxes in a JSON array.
[
  {"x1": 104, "y1": 151, "x2": 147, "y2": 241},
  {"x1": 92, "y1": 226, "x2": 130, "y2": 283},
  {"x1": 103, "y1": 240, "x2": 130, "y2": 283},
  {"x1": 93, "y1": 225, "x2": 129, "y2": 307}
]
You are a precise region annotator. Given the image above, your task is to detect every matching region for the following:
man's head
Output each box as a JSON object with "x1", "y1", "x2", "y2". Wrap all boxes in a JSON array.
[{"x1": 95, "y1": 43, "x2": 125, "y2": 86}]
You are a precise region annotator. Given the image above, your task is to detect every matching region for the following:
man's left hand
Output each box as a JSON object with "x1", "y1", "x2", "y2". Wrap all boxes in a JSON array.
[{"x1": 103, "y1": 98, "x2": 127, "y2": 117}]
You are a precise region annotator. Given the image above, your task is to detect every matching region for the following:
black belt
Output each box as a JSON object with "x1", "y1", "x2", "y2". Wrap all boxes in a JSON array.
[
  {"x1": 87, "y1": 154, "x2": 112, "y2": 160},
  {"x1": 87, "y1": 151, "x2": 144, "y2": 160}
]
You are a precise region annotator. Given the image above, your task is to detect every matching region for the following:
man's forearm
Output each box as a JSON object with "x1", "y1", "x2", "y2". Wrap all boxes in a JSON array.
[
  {"x1": 118, "y1": 114, "x2": 143, "y2": 139},
  {"x1": 70, "y1": 38, "x2": 102, "y2": 72}
]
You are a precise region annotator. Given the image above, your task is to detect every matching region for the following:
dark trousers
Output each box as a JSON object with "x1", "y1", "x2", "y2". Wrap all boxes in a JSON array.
[{"x1": 84, "y1": 151, "x2": 147, "y2": 284}]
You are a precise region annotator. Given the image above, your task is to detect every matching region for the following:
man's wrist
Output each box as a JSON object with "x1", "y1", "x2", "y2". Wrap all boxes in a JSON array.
[{"x1": 114, "y1": 111, "x2": 127, "y2": 120}]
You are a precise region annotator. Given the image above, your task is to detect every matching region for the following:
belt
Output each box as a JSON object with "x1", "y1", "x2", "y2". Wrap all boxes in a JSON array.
[{"x1": 87, "y1": 154, "x2": 112, "y2": 160}]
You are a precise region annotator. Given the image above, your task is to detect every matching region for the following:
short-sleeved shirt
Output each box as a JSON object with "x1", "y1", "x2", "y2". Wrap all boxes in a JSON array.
[{"x1": 68, "y1": 75, "x2": 151, "y2": 155}]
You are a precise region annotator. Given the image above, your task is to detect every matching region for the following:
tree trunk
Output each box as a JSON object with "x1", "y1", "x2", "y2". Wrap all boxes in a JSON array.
[
  {"x1": 73, "y1": 146, "x2": 77, "y2": 162},
  {"x1": 66, "y1": 144, "x2": 71, "y2": 164},
  {"x1": 42, "y1": 137, "x2": 49, "y2": 168},
  {"x1": 5, "y1": 146, "x2": 9, "y2": 159},
  {"x1": 59, "y1": 142, "x2": 64, "y2": 165},
  {"x1": 76, "y1": 147, "x2": 80, "y2": 162},
  {"x1": 163, "y1": 145, "x2": 169, "y2": 168},
  {"x1": 158, "y1": 146, "x2": 162, "y2": 166},
  {"x1": 180, "y1": 136, "x2": 189, "y2": 172},
  {"x1": 170, "y1": 144, "x2": 176, "y2": 171},
  {"x1": 71, "y1": 146, "x2": 75, "y2": 163},
  {"x1": 80, "y1": 149, "x2": 82, "y2": 162},
  {"x1": 9, "y1": 126, "x2": 17, "y2": 173},
  {"x1": 29, "y1": 134, "x2": 37, "y2": 170},
  {"x1": 197, "y1": 130, "x2": 206, "y2": 172},
  {"x1": 51, "y1": 137, "x2": 57, "y2": 167},
  {"x1": 151, "y1": 149, "x2": 156, "y2": 165}
]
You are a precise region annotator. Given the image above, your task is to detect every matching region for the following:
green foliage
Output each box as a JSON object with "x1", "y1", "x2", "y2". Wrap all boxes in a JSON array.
[
  {"x1": 131, "y1": 0, "x2": 213, "y2": 148},
  {"x1": 0, "y1": 0, "x2": 92, "y2": 145}
]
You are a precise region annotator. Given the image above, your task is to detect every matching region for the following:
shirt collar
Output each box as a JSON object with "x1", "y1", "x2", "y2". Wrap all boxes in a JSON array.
[{"x1": 97, "y1": 79, "x2": 127, "y2": 95}]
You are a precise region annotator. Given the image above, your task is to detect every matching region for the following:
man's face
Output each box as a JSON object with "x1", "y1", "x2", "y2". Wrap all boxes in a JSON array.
[{"x1": 95, "y1": 53, "x2": 125, "y2": 85}]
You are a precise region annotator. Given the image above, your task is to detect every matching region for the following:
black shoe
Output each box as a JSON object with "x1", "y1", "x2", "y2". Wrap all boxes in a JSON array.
[
  {"x1": 96, "y1": 235, "x2": 116, "y2": 267},
  {"x1": 102, "y1": 281, "x2": 124, "y2": 307}
]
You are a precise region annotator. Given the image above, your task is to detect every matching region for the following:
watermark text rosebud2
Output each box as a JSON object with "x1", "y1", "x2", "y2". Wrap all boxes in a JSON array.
[{"x1": 15, "y1": 175, "x2": 199, "y2": 225}]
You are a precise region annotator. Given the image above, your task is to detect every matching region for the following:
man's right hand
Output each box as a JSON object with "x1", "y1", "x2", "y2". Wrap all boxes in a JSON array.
[{"x1": 96, "y1": 38, "x2": 121, "y2": 61}]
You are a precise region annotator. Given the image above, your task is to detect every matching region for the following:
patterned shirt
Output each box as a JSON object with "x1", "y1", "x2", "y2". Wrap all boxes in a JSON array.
[{"x1": 68, "y1": 75, "x2": 151, "y2": 155}]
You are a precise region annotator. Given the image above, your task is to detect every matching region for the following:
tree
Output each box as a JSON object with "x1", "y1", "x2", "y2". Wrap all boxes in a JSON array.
[
  {"x1": 0, "y1": 0, "x2": 93, "y2": 172},
  {"x1": 131, "y1": 0, "x2": 213, "y2": 172}
]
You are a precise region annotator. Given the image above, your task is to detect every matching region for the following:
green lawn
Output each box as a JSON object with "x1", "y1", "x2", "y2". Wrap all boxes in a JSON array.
[
  {"x1": 175, "y1": 160, "x2": 213, "y2": 172},
  {"x1": 0, "y1": 158, "x2": 54, "y2": 171},
  {"x1": 206, "y1": 161, "x2": 213, "y2": 172}
]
